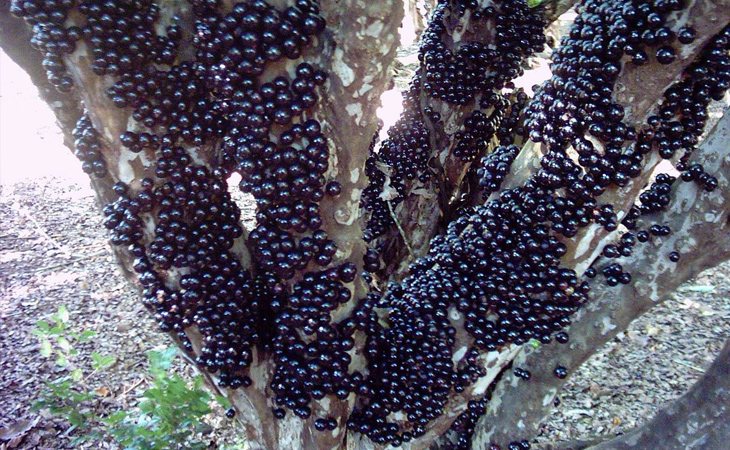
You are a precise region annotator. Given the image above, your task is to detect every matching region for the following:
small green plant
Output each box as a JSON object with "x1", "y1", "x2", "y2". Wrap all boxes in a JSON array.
[
  {"x1": 33, "y1": 306, "x2": 231, "y2": 449},
  {"x1": 104, "y1": 347, "x2": 218, "y2": 450},
  {"x1": 32, "y1": 305, "x2": 115, "y2": 443}
]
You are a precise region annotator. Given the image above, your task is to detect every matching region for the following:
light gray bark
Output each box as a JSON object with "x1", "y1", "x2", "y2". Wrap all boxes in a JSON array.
[{"x1": 472, "y1": 110, "x2": 730, "y2": 449}]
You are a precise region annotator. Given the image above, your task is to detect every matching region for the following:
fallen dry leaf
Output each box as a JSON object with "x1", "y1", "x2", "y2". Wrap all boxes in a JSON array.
[
  {"x1": 94, "y1": 386, "x2": 110, "y2": 397},
  {"x1": 0, "y1": 416, "x2": 40, "y2": 442}
]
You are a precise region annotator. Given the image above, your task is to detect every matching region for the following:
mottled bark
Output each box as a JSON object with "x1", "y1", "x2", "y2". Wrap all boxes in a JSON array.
[
  {"x1": 374, "y1": 0, "x2": 580, "y2": 279},
  {"x1": 496, "y1": 0, "x2": 730, "y2": 277},
  {"x1": 471, "y1": 109, "x2": 730, "y2": 449}
]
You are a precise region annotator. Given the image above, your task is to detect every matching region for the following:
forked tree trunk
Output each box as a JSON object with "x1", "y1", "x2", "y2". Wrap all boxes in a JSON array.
[{"x1": 1, "y1": 0, "x2": 730, "y2": 449}]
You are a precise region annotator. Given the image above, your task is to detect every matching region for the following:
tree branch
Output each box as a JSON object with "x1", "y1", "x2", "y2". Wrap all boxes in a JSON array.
[
  {"x1": 555, "y1": 337, "x2": 730, "y2": 450},
  {"x1": 496, "y1": 0, "x2": 730, "y2": 276},
  {"x1": 471, "y1": 109, "x2": 730, "y2": 449},
  {"x1": 368, "y1": 0, "x2": 580, "y2": 280}
]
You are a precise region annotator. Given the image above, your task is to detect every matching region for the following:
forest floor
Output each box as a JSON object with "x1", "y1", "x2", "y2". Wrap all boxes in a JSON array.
[{"x1": 1, "y1": 43, "x2": 730, "y2": 450}]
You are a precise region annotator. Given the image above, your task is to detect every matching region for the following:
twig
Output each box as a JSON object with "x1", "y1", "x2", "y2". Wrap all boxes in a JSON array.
[
  {"x1": 117, "y1": 378, "x2": 147, "y2": 400},
  {"x1": 387, "y1": 200, "x2": 414, "y2": 258},
  {"x1": 32, "y1": 250, "x2": 107, "y2": 272},
  {"x1": 674, "y1": 360, "x2": 705, "y2": 373}
]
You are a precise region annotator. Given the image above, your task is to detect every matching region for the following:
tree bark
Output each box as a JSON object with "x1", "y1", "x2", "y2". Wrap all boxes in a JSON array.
[
  {"x1": 2, "y1": 0, "x2": 730, "y2": 449},
  {"x1": 368, "y1": 0, "x2": 581, "y2": 280},
  {"x1": 471, "y1": 109, "x2": 730, "y2": 449}
]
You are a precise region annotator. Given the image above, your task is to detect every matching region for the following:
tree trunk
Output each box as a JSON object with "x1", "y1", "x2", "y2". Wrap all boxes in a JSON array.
[
  {"x1": 1, "y1": 1, "x2": 403, "y2": 448},
  {"x1": 2, "y1": 0, "x2": 730, "y2": 449}
]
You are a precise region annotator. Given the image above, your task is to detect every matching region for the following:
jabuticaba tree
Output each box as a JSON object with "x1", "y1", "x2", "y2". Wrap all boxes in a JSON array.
[{"x1": 1, "y1": 0, "x2": 729, "y2": 449}]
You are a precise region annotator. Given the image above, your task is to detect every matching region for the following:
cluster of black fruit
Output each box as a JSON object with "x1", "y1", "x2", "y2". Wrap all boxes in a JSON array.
[
  {"x1": 421, "y1": 0, "x2": 546, "y2": 105},
  {"x1": 453, "y1": 94, "x2": 508, "y2": 162},
  {"x1": 360, "y1": 76, "x2": 431, "y2": 242},
  {"x1": 188, "y1": 0, "x2": 359, "y2": 418},
  {"x1": 612, "y1": 24, "x2": 730, "y2": 260},
  {"x1": 444, "y1": 398, "x2": 489, "y2": 450},
  {"x1": 15, "y1": 0, "x2": 730, "y2": 446},
  {"x1": 476, "y1": 144, "x2": 519, "y2": 198},
  {"x1": 72, "y1": 113, "x2": 108, "y2": 177},
  {"x1": 78, "y1": 0, "x2": 181, "y2": 76},
  {"x1": 351, "y1": 173, "x2": 593, "y2": 443},
  {"x1": 103, "y1": 166, "x2": 263, "y2": 388},
  {"x1": 10, "y1": 0, "x2": 79, "y2": 92},
  {"x1": 497, "y1": 88, "x2": 530, "y2": 146},
  {"x1": 638, "y1": 173, "x2": 676, "y2": 215},
  {"x1": 654, "y1": 24, "x2": 730, "y2": 190},
  {"x1": 362, "y1": 0, "x2": 547, "y2": 244},
  {"x1": 526, "y1": 0, "x2": 692, "y2": 174},
  {"x1": 14, "y1": 0, "x2": 364, "y2": 421},
  {"x1": 443, "y1": 395, "x2": 529, "y2": 450}
]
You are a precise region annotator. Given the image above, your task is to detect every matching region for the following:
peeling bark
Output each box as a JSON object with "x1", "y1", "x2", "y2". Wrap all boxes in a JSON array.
[
  {"x1": 471, "y1": 110, "x2": 730, "y2": 449},
  {"x1": 372, "y1": 0, "x2": 580, "y2": 279}
]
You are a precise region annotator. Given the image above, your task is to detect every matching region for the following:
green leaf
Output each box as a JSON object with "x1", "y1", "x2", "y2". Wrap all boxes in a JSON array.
[
  {"x1": 68, "y1": 410, "x2": 87, "y2": 428},
  {"x1": 71, "y1": 368, "x2": 83, "y2": 382},
  {"x1": 527, "y1": 0, "x2": 545, "y2": 7},
  {"x1": 56, "y1": 305, "x2": 70, "y2": 323},
  {"x1": 57, "y1": 336, "x2": 72, "y2": 353},
  {"x1": 55, "y1": 353, "x2": 68, "y2": 368},
  {"x1": 147, "y1": 347, "x2": 178, "y2": 374},
  {"x1": 78, "y1": 330, "x2": 96, "y2": 342},
  {"x1": 215, "y1": 395, "x2": 231, "y2": 409},
  {"x1": 35, "y1": 320, "x2": 50, "y2": 334},
  {"x1": 103, "y1": 411, "x2": 128, "y2": 425},
  {"x1": 91, "y1": 353, "x2": 116, "y2": 371},
  {"x1": 40, "y1": 339, "x2": 52, "y2": 357},
  {"x1": 529, "y1": 339, "x2": 541, "y2": 349}
]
